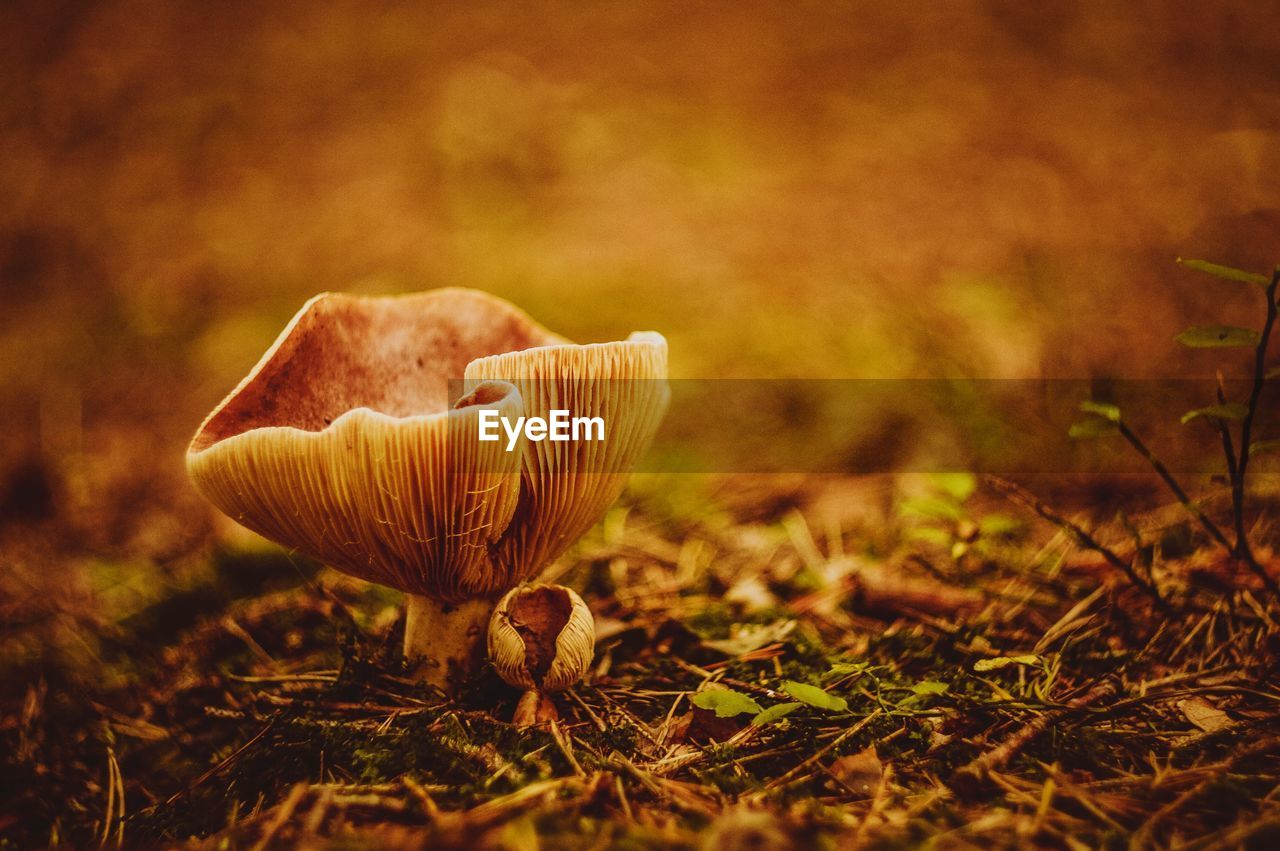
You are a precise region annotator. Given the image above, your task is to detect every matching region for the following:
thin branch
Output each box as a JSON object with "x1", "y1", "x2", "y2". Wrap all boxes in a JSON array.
[
  {"x1": 984, "y1": 476, "x2": 1170, "y2": 612},
  {"x1": 950, "y1": 678, "x2": 1119, "y2": 794},
  {"x1": 1232, "y1": 265, "x2": 1280, "y2": 595},
  {"x1": 1114, "y1": 421, "x2": 1233, "y2": 552}
]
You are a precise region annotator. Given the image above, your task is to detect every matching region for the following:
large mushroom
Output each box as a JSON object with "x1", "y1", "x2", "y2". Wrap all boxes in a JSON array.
[{"x1": 187, "y1": 289, "x2": 667, "y2": 693}]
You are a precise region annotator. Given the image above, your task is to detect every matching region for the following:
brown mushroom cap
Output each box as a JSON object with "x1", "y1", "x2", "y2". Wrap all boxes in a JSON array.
[
  {"x1": 190, "y1": 289, "x2": 567, "y2": 453},
  {"x1": 187, "y1": 289, "x2": 668, "y2": 603},
  {"x1": 487, "y1": 583, "x2": 594, "y2": 692},
  {"x1": 187, "y1": 289, "x2": 561, "y2": 600}
]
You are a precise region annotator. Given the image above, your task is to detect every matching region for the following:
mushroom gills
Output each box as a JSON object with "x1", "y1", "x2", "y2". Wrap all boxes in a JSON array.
[{"x1": 186, "y1": 289, "x2": 661, "y2": 696}]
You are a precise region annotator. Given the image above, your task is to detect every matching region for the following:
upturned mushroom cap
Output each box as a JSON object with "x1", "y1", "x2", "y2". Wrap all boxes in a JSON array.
[
  {"x1": 187, "y1": 290, "x2": 560, "y2": 601},
  {"x1": 187, "y1": 289, "x2": 668, "y2": 604},
  {"x1": 487, "y1": 584, "x2": 594, "y2": 692},
  {"x1": 465, "y1": 332, "x2": 669, "y2": 574}
]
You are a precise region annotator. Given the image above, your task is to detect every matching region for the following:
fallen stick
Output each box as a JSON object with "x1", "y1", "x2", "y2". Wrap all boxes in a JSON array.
[
  {"x1": 984, "y1": 476, "x2": 1170, "y2": 613},
  {"x1": 949, "y1": 678, "x2": 1119, "y2": 796},
  {"x1": 250, "y1": 782, "x2": 308, "y2": 851}
]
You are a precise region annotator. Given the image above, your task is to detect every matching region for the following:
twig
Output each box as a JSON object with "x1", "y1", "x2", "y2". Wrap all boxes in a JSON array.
[
  {"x1": 401, "y1": 776, "x2": 441, "y2": 822},
  {"x1": 1034, "y1": 764, "x2": 1130, "y2": 834},
  {"x1": 1231, "y1": 264, "x2": 1280, "y2": 594},
  {"x1": 564, "y1": 687, "x2": 608, "y2": 733},
  {"x1": 761, "y1": 711, "x2": 881, "y2": 792},
  {"x1": 985, "y1": 477, "x2": 1169, "y2": 611},
  {"x1": 1034, "y1": 585, "x2": 1106, "y2": 653},
  {"x1": 249, "y1": 782, "x2": 307, "y2": 851},
  {"x1": 549, "y1": 720, "x2": 586, "y2": 778},
  {"x1": 1114, "y1": 421, "x2": 1233, "y2": 554},
  {"x1": 164, "y1": 718, "x2": 276, "y2": 805},
  {"x1": 464, "y1": 777, "x2": 588, "y2": 827},
  {"x1": 100, "y1": 744, "x2": 125, "y2": 848},
  {"x1": 1155, "y1": 738, "x2": 1280, "y2": 849},
  {"x1": 950, "y1": 678, "x2": 1118, "y2": 794},
  {"x1": 1184, "y1": 815, "x2": 1280, "y2": 851},
  {"x1": 613, "y1": 775, "x2": 634, "y2": 823}
]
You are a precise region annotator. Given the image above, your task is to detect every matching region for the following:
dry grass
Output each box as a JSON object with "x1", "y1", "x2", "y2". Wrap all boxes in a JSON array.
[
  {"x1": 4, "y1": 3, "x2": 1280, "y2": 847},
  {"x1": 4, "y1": 474, "x2": 1279, "y2": 848}
]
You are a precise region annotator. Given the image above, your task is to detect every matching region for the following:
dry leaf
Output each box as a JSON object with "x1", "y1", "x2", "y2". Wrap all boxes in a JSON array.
[
  {"x1": 723, "y1": 575, "x2": 778, "y2": 613},
  {"x1": 702, "y1": 621, "x2": 795, "y2": 656},
  {"x1": 828, "y1": 746, "x2": 883, "y2": 797},
  {"x1": 1177, "y1": 697, "x2": 1232, "y2": 733}
]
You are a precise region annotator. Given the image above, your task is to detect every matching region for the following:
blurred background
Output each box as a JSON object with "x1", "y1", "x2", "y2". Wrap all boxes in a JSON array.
[{"x1": 2, "y1": 1, "x2": 1279, "y2": 676}]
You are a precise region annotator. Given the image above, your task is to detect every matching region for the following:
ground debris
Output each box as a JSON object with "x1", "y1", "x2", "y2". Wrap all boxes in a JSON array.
[{"x1": 4, "y1": 482, "x2": 1280, "y2": 848}]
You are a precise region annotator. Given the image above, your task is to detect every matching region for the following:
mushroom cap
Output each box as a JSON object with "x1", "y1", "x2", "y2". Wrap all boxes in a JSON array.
[
  {"x1": 465, "y1": 332, "x2": 669, "y2": 574},
  {"x1": 487, "y1": 583, "x2": 594, "y2": 692},
  {"x1": 187, "y1": 289, "x2": 668, "y2": 602},
  {"x1": 189, "y1": 289, "x2": 567, "y2": 454}
]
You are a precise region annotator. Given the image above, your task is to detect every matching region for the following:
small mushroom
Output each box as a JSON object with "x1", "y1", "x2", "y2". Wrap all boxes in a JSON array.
[
  {"x1": 187, "y1": 289, "x2": 667, "y2": 694},
  {"x1": 487, "y1": 583, "x2": 594, "y2": 727}
]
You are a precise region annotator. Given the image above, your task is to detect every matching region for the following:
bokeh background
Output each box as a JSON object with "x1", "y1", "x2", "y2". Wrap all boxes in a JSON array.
[{"x1": 2, "y1": 1, "x2": 1280, "y2": 677}]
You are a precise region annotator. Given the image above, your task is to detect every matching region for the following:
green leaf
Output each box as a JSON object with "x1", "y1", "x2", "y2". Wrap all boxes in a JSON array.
[
  {"x1": 1175, "y1": 326, "x2": 1261, "y2": 348},
  {"x1": 1079, "y1": 400, "x2": 1122, "y2": 422},
  {"x1": 910, "y1": 680, "x2": 950, "y2": 696},
  {"x1": 1069, "y1": 419, "x2": 1120, "y2": 439},
  {"x1": 907, "y1": 526, "x2": 953, "y2": 546},
  {"x1": 828, "y1": 662, "x2": 870, "y2": 676},
  {"x1": 782, "y1": 680, "x2": 849, "y2": 712},
  {"x1": 899, "y1": 496, "x2": 964, "y2": 521},
  {"x1": 973, "y1": 655, "x2": 1041, "y2": 672},
  {"x1": 691, "y1": 688, "x2": 763, "y2": 718},
  {"x1": 751, "y1": 702, "x2": 803, "y2": 726},
  {"x1": 1180, "y1": 403, "x2": 1248, "y2": 425},
  {"x1": 978, "y1": 514, "x2": 1022, "y2": 537},
  {"x1": 1249, "y1": 439, "x2": 1280, "y2": 457},
  {"x1": 1177, "y1": 257, "x2": 1269, "y2": 289},
  {"x1": 929, "y1": 472, "x2": 976, "y2": 502}
]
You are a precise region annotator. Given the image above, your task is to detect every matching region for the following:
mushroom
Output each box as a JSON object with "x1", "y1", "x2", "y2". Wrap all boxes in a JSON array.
[
  {"x1": 187, "y1": 289, "x2": 667, "y2": 693},
  {"x1": 487, "y1": 583, "x2": 594, "y2": 727}
]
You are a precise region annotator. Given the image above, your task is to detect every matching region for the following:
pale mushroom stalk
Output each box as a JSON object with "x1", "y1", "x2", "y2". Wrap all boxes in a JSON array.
[
  {"x1": 186, "y1": 289, "x2": 668, "y2": 696},
  {"x1": 403, "y1": 595, "x2": 497, "y2": 687},
  {"x1": 512, "y1": 689, "x2": 559, "y2": 727},
  {"x1": 488, "y1": 584, "x2": 594, "y2": 728}
]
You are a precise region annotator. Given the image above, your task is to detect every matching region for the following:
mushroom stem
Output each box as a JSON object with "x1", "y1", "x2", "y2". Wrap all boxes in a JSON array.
[
  {"x1": 403, "y1": 594, "x2": 496, "y2": 694},
  {"x1": 512, "y1": 689, "x2": 559, "y2": 729}
]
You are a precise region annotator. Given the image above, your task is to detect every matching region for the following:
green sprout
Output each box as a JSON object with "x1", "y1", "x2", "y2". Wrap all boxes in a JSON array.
[
  {"x1": 899, "y1": 471, "x2": 1021, "y2": 561},
  {"x1": 1071, "y1": 257, "x2": 1280, "y2": 598}
]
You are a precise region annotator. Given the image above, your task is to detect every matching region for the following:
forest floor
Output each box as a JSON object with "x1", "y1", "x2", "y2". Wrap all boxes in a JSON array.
[
  {"x1": 3, "y1": 473, "x2": 1280, "y2": 849},
  {"x1": 5, "y1": 4, "x2": 1280, "y2": 847}
]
